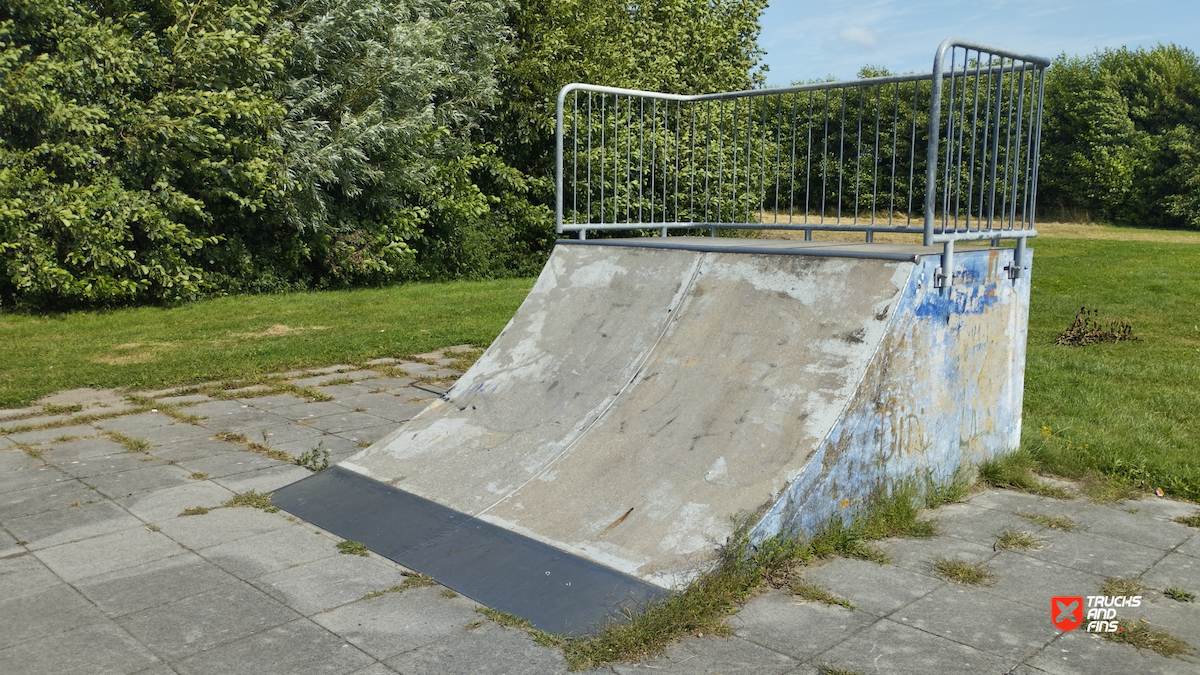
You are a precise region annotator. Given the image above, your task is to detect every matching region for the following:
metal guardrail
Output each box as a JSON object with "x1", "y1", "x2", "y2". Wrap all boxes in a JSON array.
[{"x1": 554, "y1": 39, "x2": 1050, "y2": 283}]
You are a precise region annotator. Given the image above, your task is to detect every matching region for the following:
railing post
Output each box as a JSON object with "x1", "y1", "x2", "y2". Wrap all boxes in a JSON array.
[
  {"x1": 925, "y1": 40, "x2": 954, "y2": 249},
  {"x1": 555, "y1": 85, "x2": 571, "y2": 236}
]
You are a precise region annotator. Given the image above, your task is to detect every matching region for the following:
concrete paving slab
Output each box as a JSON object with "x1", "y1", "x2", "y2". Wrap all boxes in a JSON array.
[
  {"x1": 799, "y1": 557, "x2": 943, "y2": 617},
  {"x1": 301, "y1": 411, "x2": 390, "y2": 435},
  {"x1": 34, "y1": 526, "x2": 185, "y2": 581},
  {"x1": 0, "y1": 446, "x2": 39, "y2": 470},
  {"x1": 612, "y1": 635, "x2": 799, "y2": 675},
  {"x1": 0, "y1": 462, "x2": 72, "y2": 494},
  {"x1": 172, "y1": 617, "x2": 376, "y2": 675},
  {"x1": 875, "y1": 535, "x2": 997, "y2": 577},
  {"x1": 42, "y1": 435, "x2": 128, "y2": 463},
  {"x1": 0, "y1": 479, "x2": 99, "y2": 521},
  {"x1": 117, "y1": 580, "x2": 301, "y2": 661},
  {"x1": 1026, "y1": 629, "x2": 1195, "y2": 675},
  {"x1": 318, "y1": 384, "x2": 376, "y2": 399},
  {"x1": 335, "y1": 424, "x2": 396, "y2": 445},
  {"x1": 82, "y1": 463, "x2": 193, "y2": 499},
  {"x1": 0, "y1": 618, "x2": 161, "y2": 675},
  {"x1": 96, "y1": 412, "x2": 177, "y2": 434},
  {"x1": 253, "y1": 552, "x2": 414, "y2": 615},
  {"x1": 198, "y1": 408, "x2": 291, "y2": 431},
  {"x1": 0, "y1": 528, "x2": 22, "y2": 558},
  {"x1": 0, "y1": 414, "x2": 69, "y2": 432},
  {"x1": 239, "y1": 393, "x2": 309, "y2": 409},
  {"x1": 57, "y1": 452, "x2": 168, "y2": 479},
  {"x1": 292, "y1": 371, "x2": 377, "y2": 387},
  {"x1": 271, "y1": 401, "x2": 352, "y2": 421},
  {"x1": 199, "y1": 525, "x2": 337, "y2": 580},
  {"x1": 150, "y1": 437, "x2": 245, "y2": 462},
  {"x1": 1139, "y1": 551, "x2": 1200, "y2": 594},
  {"x1": 357, "y1": 377, "x2": 419, "y2": 392},
  {"x1": 274, "y1": 434, "x2": 359, "y2": 458},
  {"x1": 978, "y1": 550, "x2": 1106, "y2": 611},
  {"x1": 1124, "y1": 498, "x2": 1200, "y2": 523},
  {"x1": 0, "y1": 553, "x2": 61, "y2": 601},
  {"x1": 123, "y1": 422, "x2": 214, "y2": 446},
  {"x1": 384, "y1": 621, "x2": 570, "y2": 675},
  {"x1": 177, "y1": 451, "x2": 287, "y2": 479},
  {"x1": 5, "y1": 499, "x2": 143, "y2": 550},
  {"x1": 184, "y1": 399, "x2": 253, "y2": 419},
  {"x1": 313, "y1": 586, "x2": 482, "y2": 660},
  {"x1": 1129, "y1": 593, "x2": 1200, "y2": 650},
  {"x1": 896, "y1": 583, "x2": 1052, "y2": 662},
  {"x1": 969, "y1": 490, "x2": 1087, "y2": 517},
  {"x1": 117, "y1": 481, "x2": 236, "y2": 522},
  {"x1": 931, "y1": 501, "x2": 1047, "y2": 548},
  {"x1": 157, "y1": 505, "x2": 294, "y2": 550},
  {"x1": 258, "y1": 422, "x2": 328, "y2": 446},
  {"x1": 815, "y1": 617, "x2": 1020, "y2": 674},
  {"x1": 727, "y1": 590, "x2": 876, "y2": 660},
  {"x1": 74, "y1": 551, "x2": 238, "y2": 618},
  {"x1": 155, "y1": 394, "x2": 212, "y2": 405},
  {"x1": 0, "y1": 582, "x2": 110, "y2": 650},
  {"x1": 1070, "y1": 504, "x2": 1195, "y2": 551},
  {"x1": 7, "y1": 424, "x2": 101, "y2": 445},
  {"x1": 1176, "y1": 532, "x2": 1200, "y2": 558},
  {"x1": 214, "y1": 464, "x2": 311, "y2": 494},
  {"x1": 1023, "y1": 528, "x2": 1167, "y2": 579}
]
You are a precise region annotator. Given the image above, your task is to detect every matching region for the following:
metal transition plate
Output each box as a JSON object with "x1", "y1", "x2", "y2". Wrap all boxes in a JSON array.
[{"x1": 271, "y1": 466, "x2": 665, "y2": 635}]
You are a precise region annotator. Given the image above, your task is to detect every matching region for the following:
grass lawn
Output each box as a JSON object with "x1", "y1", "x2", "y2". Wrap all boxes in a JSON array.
[
  {"x1": 2, "y1": 231, "x2": 1198, "y2": 499},
  {"x1": 0, "y1": 278, "x2": 532, "y2": 409}
]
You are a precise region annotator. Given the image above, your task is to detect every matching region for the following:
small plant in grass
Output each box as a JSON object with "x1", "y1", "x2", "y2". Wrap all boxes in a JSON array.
[
  {"x1": 180, "y1": 506, "x2": 211, "y2": 516},
  {"x1": 994, "y1": 529, "x2": 1041, "y2": 550},
  {"x1": 1100, "y1": 577, "x2": 1145, "y2": 597},
  {"x1": 1079, "y1": 471, "x2": 1142, "y2": 504},
  {"x1": 1020, "y1": 512, "x2": 1080, "y2": 531},
  {"x1": 441, "y1": 589, "x2": 459, "y2": 599},
  {"x1": 1055, "y1": 307, "x2": 1140, "y2": 346},
  {"x1": 790, "y1": 580, "x2": 854, "y2": 609},
  {"x1": 924, "y1": 472, "x2": 972, "y2": 508},
  {"x1": 1174, "y1": 512, "x2": 1200, "y2": 528},
  {"x1": 292, "y1": 385, "x2": 333, "y2": 403},
  {"x1": 336, "y1": 540, "x2": 369, "y2": 556},
  {"x1": 224, "y1": 490, "x2": 278, "y2": 513},
  {"x1": 216, "y1": 431, "x2": 248, "y2": 443},
  {"x1": 296, "y1": 442, "x2": 330, "y2": 472},
  {"x1": 105, "y1": 432, "x2": 151, "y2": 453},
  {"x1": 188, "y1": 471, "x2": 208, "y2": 480},
  {"x1": 858, "y1": 484, "x2": 937, "y2": 540},
  {"x1": 1102, "y1": 618, "x2": 1191, "y2": 658},
  {"x1": 978, "y1": 450, "x2": 1071, "y2": 499},
  {"x1": 933, "y1": 557, "x2": 996, "y2": 586},
  {"x1": 1164, "y1": 588, "x2": 1195, "y2": 602}
]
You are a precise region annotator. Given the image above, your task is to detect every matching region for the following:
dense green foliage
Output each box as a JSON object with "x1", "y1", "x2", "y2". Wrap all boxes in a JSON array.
[{"x1": 1040, "y1": 44, "x2": 1200, "y2": 229}]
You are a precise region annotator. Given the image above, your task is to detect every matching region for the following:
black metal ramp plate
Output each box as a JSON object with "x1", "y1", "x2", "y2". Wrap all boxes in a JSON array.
[{"x1": 271, "y1": 466, "x2": 665, "y2": 635}]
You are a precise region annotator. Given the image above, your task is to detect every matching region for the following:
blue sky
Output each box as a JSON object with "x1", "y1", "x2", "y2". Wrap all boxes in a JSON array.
[{"x1": 757, "y1": 1, "x2": 1199, "y2": 85}]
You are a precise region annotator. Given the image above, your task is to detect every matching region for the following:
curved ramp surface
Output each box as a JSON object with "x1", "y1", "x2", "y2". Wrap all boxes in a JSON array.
[{"x1": 276, "y1": 237, "x2": 1031, "y2": 629}]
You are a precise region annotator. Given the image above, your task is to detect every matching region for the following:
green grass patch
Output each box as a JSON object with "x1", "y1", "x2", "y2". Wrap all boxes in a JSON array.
[
  {"x1": 336, "y1": 540, "x2": 369, "y2": 556},
  {"x1": 994, "y1": 529, "x2": 1041, "y2": 550},
  {"x1": 103, "y1": 431, "x2": 151, "y2": 453},
  {"x1": 1172, "y1": 512, "x2": 1200, "y2": 528},
  {"x1": 1020, "y1": 513, "x2": 1080, "y2": 531},
  {"x1": 1100, "y1": 577, "x2": 1146, "y2": 597},
  {"x1": 789, "y1": 580, "x2": 854, "y2": 609},
  {"x1": 1021, "y1": 238, "x2": 1200, "y2": 501},
  {"x1": 932, "y1": 557, "x2": 996, "y2": 586},
  {"x1": 224, "y1": 490, "x2": 278, "y2": 513},
  {"x1": 179, "y1": 506, "x2": 211, "y2": 516},
  {"x1": 1164, "y1": 588, "x2": 1195, "y2": 602},
  {"x1": 0, "y1": 278, "x2": 531, "y2": 408},
  {"x1": 978, "y1": 448, "x2": 1071, "y2": 498}
]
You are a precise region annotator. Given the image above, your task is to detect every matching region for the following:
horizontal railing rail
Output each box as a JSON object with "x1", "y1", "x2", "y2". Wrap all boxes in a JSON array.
[{"x1": 554, "y1": 38, "x2": 1050, "y2": 283}]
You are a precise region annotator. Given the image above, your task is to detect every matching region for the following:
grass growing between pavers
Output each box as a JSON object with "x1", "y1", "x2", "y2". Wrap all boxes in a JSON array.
[
  {"x1": 994, "y1": 529, "x2": 1041, "y2": 550},
  {"x1": 224, "y1": 490, "x2": 279, "y2": 513},
  {"x1": 1020, "y1": 513, "x2": 1080, "y2": 531},
  {"x1": 1020, "y1": 238, "x2": 1200, "y2": 501},
  {"x1": 1164, "y1": 588, "x2": 1195, "y2": 603},
  {"x1": 1100, "y1": 577, "x2": 1146, "y2": 597},
  {"x1": 932, "y1": 558, "x2": 996, "y2": 586},
  {"x1": 1102, "y1": 618, "x2": 1192, "y2": 659},
  {"x1": 336, "y1": 540, "x2": 369, "y2": 556},
  {"x1": 1174, "y1": 512, "x2": 1200, "y2": 528},
  {"x1": 0, "y1": 278, "x2": 532, "y2": 408},
  {"x1": 484, "y1": 483, "x2": 943, "y2": 671}
]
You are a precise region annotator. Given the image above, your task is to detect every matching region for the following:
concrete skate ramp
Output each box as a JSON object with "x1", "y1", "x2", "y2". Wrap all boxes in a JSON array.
[
  {"x1": 344, "y1": 237, "x2": 1029, "y2": 580},
  {"x1": 274, "y1": 236, "x2": 1031, "y2": 630}
]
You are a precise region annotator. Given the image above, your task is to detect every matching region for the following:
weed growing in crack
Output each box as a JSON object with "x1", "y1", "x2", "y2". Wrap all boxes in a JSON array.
[
  {"x1": 188, "y1": 471, "x2": 208, "y2": 480},
  {"x1": 1020, "y1": 512, "x2": 1080, "y2": 531},
  {"x1": 1164, "y1": 588, "x2": 1195, "y2": 602},
  {"x1": 790, "y1": 580, "x2": 854, "y2": 609},
  {"x1": 994, "y1": 529, "x2": 1041, "y2": 550},
  {"x1": 105, "y1": 432, "x2": 151, "y2": 453},
  {"x1": 933, "y1": 557, "x2": 996, "y2": 586},
  {"x1": 979, "y1": 449, "x2": 1071, "y2": 499},
  {"x1": 1174, "y1": 512, "x2": 1200, "y2": 528},
  {"x1": 441, "y1": 589, "x2": 459, "y2": 599},
  {"x1": 18, "y1": 444, "x2": 44, "y2": 459},
  {"x1": 296, "y1": 442, "x2": 330, "y2": 472},
  {"x1": 180, "y1": 506, "x2": 211, "y2": 516},
  {"x1": 224, "y1": 490, "x2": 278, "y2": 513},
  {"x1": 1101, "y1": 618, "x2": 1191, "y2": 658},
  {"x1": 336, "y1": 540, "x2": 369, "y2": 556},
  {"x1": 1100, "y1": 577, "x2": 1146, "y2": 597}
]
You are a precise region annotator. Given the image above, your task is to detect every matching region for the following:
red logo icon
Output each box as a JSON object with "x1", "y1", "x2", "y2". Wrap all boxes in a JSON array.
[{"x1": 1052, "y1": 596, "x2": 1084, "y2": 631}]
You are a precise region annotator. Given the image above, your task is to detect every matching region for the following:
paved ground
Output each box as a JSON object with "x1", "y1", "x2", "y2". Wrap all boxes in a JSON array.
[{"x1": 2, "y1": 358, "x2": 1199, "y2": 675}]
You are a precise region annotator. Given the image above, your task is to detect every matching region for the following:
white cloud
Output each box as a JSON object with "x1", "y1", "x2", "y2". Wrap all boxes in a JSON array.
[{"x1": 839, "y1": 26, "x2": 881, "y2": 47}]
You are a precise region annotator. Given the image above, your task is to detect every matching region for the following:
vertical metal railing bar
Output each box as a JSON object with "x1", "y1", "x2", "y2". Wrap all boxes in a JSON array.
[
  {"x1": 1029, "y1": 68, "x2": 1046, "y2": 229},
  {"x1": 1009, "y1": 68, "x2": 1027, "y2": 231},
  {"x1": 746, "y1": 95, "x2": 754, "y2": 224},
  {"x1": 952, "y1": 50, "x2": 972, "y2": 232},
  {"x1": 777, "y1": 92, "x2": 787, "y2": 223},
  {"x1": 599, "y1": 95, "x2": 605, "y2": 225},
  {"x1": 586, "y1": 92, "x2": 592, "y2": 227},
  {"x1": 821, "y1": 91, "x2": 829, "y2": 224},
  {"x1": 790, "y1": 93, "x2": 798, "y2": 223},
  {"x1": 650, "y1": 98, "x2": 657, "y2": 227},
  {"x1": 872, "y1": 85, "x2": 881, "y2": 227},
  {"x1": 572, "y1": 91, "x2": 578, "y2": 228},
  {"x1": 758, "y1": 94, "x2": 767, "y2": 226},
  {"x1": 976, "y1": 54, "x2": 994, "y2": 231},
  {"x1": 837, "y1": 88, "x2": 846, "y2": 224},
  {"x1": 717, "y1": 98, "x2": 724, "y2": 227},
  {"x1": 705, "y1": 101, "x2": 712, "y2": 226},
  {"x1": 613, "y1": 95, "x2": 619, "y2": 224},
  {"x1": 638, "y1": 98, "x2": 644, "y2": 224},
  {"x1": 908, "y1": 80, "x2": 918, "y2": 227},
  {"x1": 625, "y1": 96, "x2": 632, "y2": 223},
  {"x1": 1001, "y1": 65, "x2": 1017, "y2": 231},
  {"x1": 854, "y1": 88, "x2": 863, "y2": 225},
  {"x1": 673, "y1": 100, "x2": 680, "y2": 232},
  {"x1": 663, "y1": 100, "x2": 670, "y2": 232},
  {"x1": 803, "y1": 91, "x2": 812, "y2": 226},
  {"x1": 890, "y1": 81, "x2": 899, "y2": 225},
  {"x1": 689, "y1": 102, "x2": 696, "y2": 223},
  {"x1": 939, "y1": 48, "x2": 958, "y2": 233},
  {"x1": 987, "y1": 60, "x2": 1004, "y2": 230}
]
